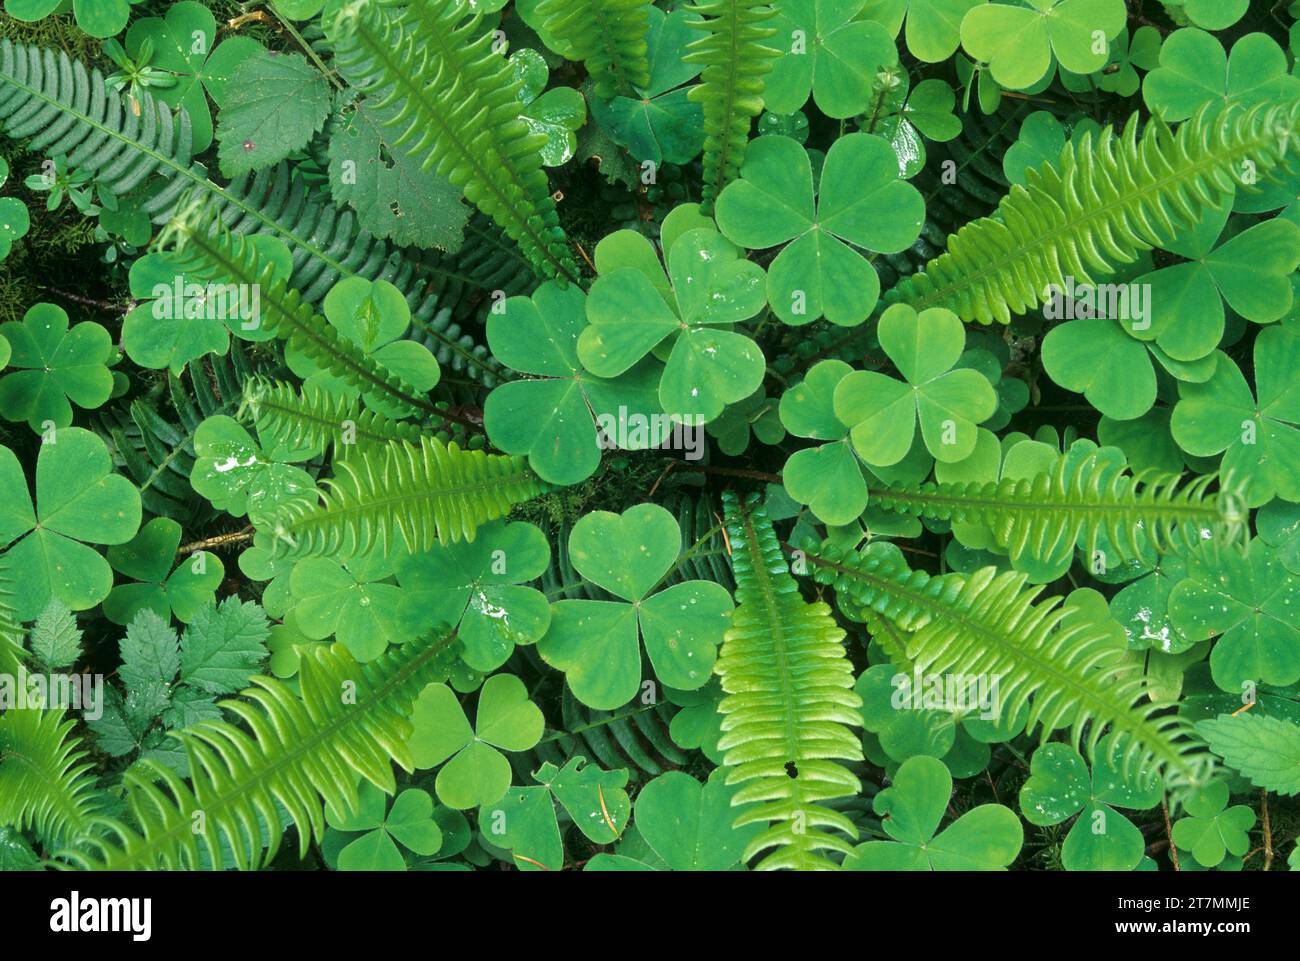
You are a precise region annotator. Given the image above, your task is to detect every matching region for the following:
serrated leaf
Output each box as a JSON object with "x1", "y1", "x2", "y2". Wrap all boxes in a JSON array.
[{"x1": 179, "y1": 598, "x2": 270, "y2": 694}]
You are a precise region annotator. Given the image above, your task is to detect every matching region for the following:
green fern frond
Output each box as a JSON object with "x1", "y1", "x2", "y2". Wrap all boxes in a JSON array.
[
  {"x1": 534, "y1": 0, "x2": 652, "y2": 99},
  {"x1": 715, "y1": 492, "x2": 863, "y2": 871},
  {"x1": 243, "y1": 378, "x2": 473, "y2": 459},
  {"x1": 329, "y1": 0, "x2": 579, "y2": 284},
  {"x1": 69, "y1": 629, "x2": 458, "y2": 871},
  {"x1": 0, "y1": 561, "x2": 23, "y2": 677},
  {"x1": 891, "y1": 99, "x2": 1300, "y2": 323},
  {"x1": 264, "y1": 436, "x2": 547, "y2": 560},
  {"x1": 684, "y1": 0, "x2": 780, "y2": 213},
  {"x1": 0, "y1": 709, "x2": 103, "y2": 850},
  {"x1": 866, "y1": 453, "x2": 1247, "y2": 573},
  {"x1": 168, "y1": 214, "x2": 443, "y2": 422},
  {"x1": 801, "y1": 542, "x2": 1213, "y2": 791}
]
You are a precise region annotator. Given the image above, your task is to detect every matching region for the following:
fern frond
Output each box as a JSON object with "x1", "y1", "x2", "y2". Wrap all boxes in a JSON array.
[
  {"x1": 534, "y1": 0, "x2": 652, "y2": 99},
  {"x1": 715, "y1": 492, "x2": 863, "y2": 871},
  {"x1": 264, "y1": 436, "x2": 546, "y2": 560},
  {"x1": 684, "y1": 0, "x2": 780, "y2": 213},
  {"x1": 168, "y1": 214, "x2": 443, "y2": 422},
  {"x1": 329, "y1": 0, "x2": 579, "y2": 284},
  {"x1": 68, "y1": 629, "x2": 458, "y2": 870},
  {"x1": 891, "y1": 98, "x2": 1300, "y2": 323},
  {"x1": 867, "y1": 453, "x2": 1248, "y2": 573},
  {"x1": 0, "y1": 560, "x2": 24, "y2": 677},
  {"x1": 802, "y1": 542, "x2": 1213, "y2": 791},
  {"x1": 244, "y1": 378, "x2": 432, "y2": 459},
  {"x1": 0, "y1": 709, "x2": 103, "y2": 850}
]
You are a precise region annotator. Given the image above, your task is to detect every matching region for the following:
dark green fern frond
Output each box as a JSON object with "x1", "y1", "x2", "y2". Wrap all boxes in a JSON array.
[
  {"x1": 715, "y1": 492, "x2": 863, "y2": 871},
  {"x1": 329, "y1": 0, "x2": 579, "y2": 284},
  {"x1": 684, "y1": 0, "x2": 780, "y2": 213},
  {"x1": 866, "y1": 453, "x2": 1248, "y2": 574},
  {"x1": 264, "y1": 436, "x2": 547, "y2": 560},
  {"x1": 891, "y1": 98, "x2": 1300, "y2": 323},
  {"x1": 802, "y1": 542, "x2": 1213, "y2": 791},
  {"x1": 535, "y1": 0, "x2": 652, "y2": 99},
  {"x1": 168, "y1": 214, "x2": 443, "y2": 422},
  {"x1": 68, "y1": 629, "x2": 458, "y2": 871},
  {"x1": 0, "y1": 40, "x2": 192, "y2": 199},
  {"x1": 0, "y1": 709, "x2": 103, "y2": 851}
]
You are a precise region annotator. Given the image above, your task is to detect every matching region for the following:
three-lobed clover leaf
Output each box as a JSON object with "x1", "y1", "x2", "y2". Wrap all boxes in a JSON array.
[
  {"x1": 189, "y1": 415, "x2": 316, "y2": 524},
  {"x1": 0, "y1": 303, "x2": 115, "y2": 432},
  {"x1": 396, "y1": 519, "x2": 552, "y2": 673},
  {"x1": 1058, "y1": 25, "x2": 1161, "y2": 96},
  {"x1": 1169, "y1": 540, "x2": 1300, "y2": 694},
  {"x1": 484, "y1": 281, "x2": 668, "y2": 485},
  {"x1": 1143, "y1": 29, "x2": 1300, "y2": 123},
  {"x1": 764, "y1": 0, "x2": 900, "y2": 118},
  {"x1": 580, "y1": 224, "x2": 767, "y2": 425},
  {"x1": 960, "y1": 0, "x2": 1126, "y2": 91},
  {"x1": 1171, "y1": 330, "x2": 1300, "y2": 506},
  {"x1": 715, "y1": 134, "x2": 924, "y2": 327},
  {"x1": 122, "y1": 235, "x2": 284, "y2": 374},
  {"x1": 1170, "y1": 779, "x2": 1255, "y2": 868},
  {"x1": 324, "y1": 782, "x2": 444, "y2": 871},
  {"x1": 537, "y1": 503, "x2": 734, "y2": 709},
  {"x1": 604, "y1": 769, "x2": 760, "y2": 871},
  {"x1": 287, "y1": 276, "x2": 440, "y2": 418},
  {"x1": 408, "y1": 674, "x2": 545, "y2": 810},
  {"x1": 0, "y1": 427, "x2": 141, "y2": 619},
  {"x1": 845, "y1": 755, "x2": 1023, "y2": 870},
  {"x1": 706, "y1": 386, "x2": 784, "y2": 456},
  {"x1": 125, "y1": 0, "x2": 261, "y2": 153},
  {"x1": 509, "y1": 47, "x2": 586, "y2": 168},
  {"x1": 104, "y1": 516, "x2": 224, "y2": 626},
  {"x1": 1041, "y1": 314, "x2": 1158, "y2": 422},
  {"x1": 1019, "y1": 742, "x2": 1161, "y2": 871},
  {"x1": 833, "y1": 303, "x2": 997, "y2": 466},
  {"x1": 779, "y1": 359, "x2": 867, "y2": 525},
  {"x1": 588, "y1": 6, "x2": 704, "y2": 165},
  {"x1": 861, "y1": 0, "x2": 983, "y2": 63},
  {"x1": 480, "y1": 755, "x2": 630, "y2": 871},
  {"x1": 289, "y1": 552, "x2": 417, "y2": 662}
]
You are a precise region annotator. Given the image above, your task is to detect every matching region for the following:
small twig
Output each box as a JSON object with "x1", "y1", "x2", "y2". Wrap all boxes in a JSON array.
[
  {"x1": 39, "y1": 287, "x2": 128, "y2": 314},
  {"x1": 675, "y1": 463, "x2": 783, "y2": 485},
  {"x1": 1261, "y1": 789, "x2": 1273, "y2": 871},
  {"x1": 1162, "y1": 799, "x2": 1180, "y2": 871},
  {"x1": 177, "y1": 527, "x2": 255, "y2": 554}
]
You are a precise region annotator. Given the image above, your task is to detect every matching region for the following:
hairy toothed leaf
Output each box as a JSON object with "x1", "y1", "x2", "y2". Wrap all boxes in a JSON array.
[
  {"x1": 215, "y1": 50, "x2": 332, "y2": 177},
  {"x1": 1196, "y1": 714, "x2": 1300, "y2": 796},
  {"x1": 26, "y1": 599, "x2": 82, "y2": 670},
  {"x1": 178, "y1": 597, "x2": 270, "y2": 695}
]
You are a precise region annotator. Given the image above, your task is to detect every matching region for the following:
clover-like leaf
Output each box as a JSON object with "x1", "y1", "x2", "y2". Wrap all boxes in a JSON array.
[
  {"x1": 1143, "y1": 29, "x2": 1300, "y2": 123},
  {"x1": 845, "y1": 755, "x2": 1023, "y2": 869},
  {"x1": 287, "y1": 276, "x2": 440, "y2": 418},
  {"x1": 538, "y1": 503, "x2": 734, "y2": 709},
  {"x1": 580, "y1": 226, "x2": 767, "y2": 425},
  {"x1": 0, "y1": 427, "x2": 141, "y2": 619},
  {"x1": 631, "y1": 769, "x2": 760, "y2": 870},
  {"x1": 779, "y1": 359, "x2": 868, "y2": 525},
  {"x1": 485, "y1": 281, "x2": 668, "y2": 485},
  {"x1": 396, "y1": 520, "x2": 551, "y2": 673},
  {"x1": 0, "y1": 157, "x2": 30, "y2": 261},
  {"x1": 189, "y1": 415, "x2": 315, "y2": 523},
  {"x1": 1042, "y1": 316, "x2": 1157, "y2": 421},
  {"x1": 764, "y1": 0, "x2": 900, "y2": 118},
  {"x1": 1171, "y1": 331, "x2": 1300, "y2": 505},
  {"x1": 0, "y1": 303, "x2": 114, "y2": 432},
  {"x1": 1019, "y1": 741, "x2": 1161, "y2": 871},
  {"x1": 408, "y1": 674, "x2": 545, "y2": 810},
  {"x1": 125, "y1": 1, "x2": 261, "y2": 152},
  {"x1": 104, "y1": 517, "x2": 223, "y2": 626},
  {"x1": 1170, "y1": 779, "x2": 1255, "y2": 868},
  {"x1": 290, "y1": 552, "x2": 416, "y2": 662},
  {"x1": 326, "y1": 782, "x2": 443, "y2": 871},
  {"x1": 862, "y1": 0, "x2": 982, "y2": 63},
  {"x1": 1169, "y1": 540, "x2": 1300, "y2": 694},
  {"x1": 715, "y1": 134, "x2": 924, "y2": 326},
  {"x1": 960, "y1": 0, "x2": 1125, "y2": 90},
  {"x1": 833, "y1": 304, "x2": 997, "y2": 465}
]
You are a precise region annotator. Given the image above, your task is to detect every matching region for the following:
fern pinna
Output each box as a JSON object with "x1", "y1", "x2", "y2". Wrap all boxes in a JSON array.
[
  {"x1": 328, "y1": 0, "x2": 579, "y2": 284},
  {"x1": 715, "y1": 492, "x2": 863, "y2": 871}
]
